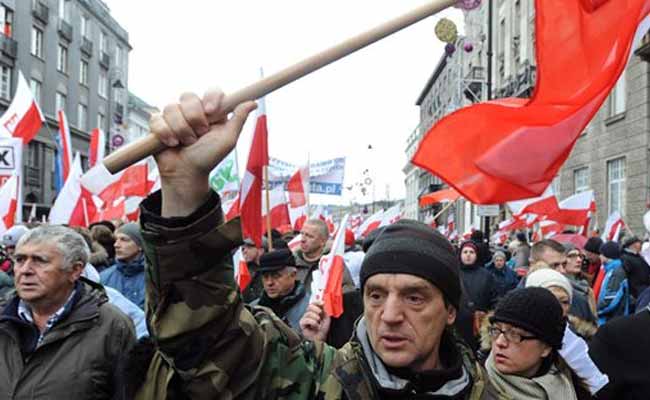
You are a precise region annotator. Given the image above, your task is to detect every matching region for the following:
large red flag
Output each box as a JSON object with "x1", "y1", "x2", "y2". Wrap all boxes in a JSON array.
[
  {"x1": 413, "y1": 0, "x2": 650, "y2": 204},
  {"x1": 239, "y1": 97, "x2": 269, "y2": 247}
]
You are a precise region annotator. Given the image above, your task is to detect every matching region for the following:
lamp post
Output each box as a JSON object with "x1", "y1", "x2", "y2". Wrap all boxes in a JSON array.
[{"x1": 107, "y1": 73, "x2": 124, "y2": 152}]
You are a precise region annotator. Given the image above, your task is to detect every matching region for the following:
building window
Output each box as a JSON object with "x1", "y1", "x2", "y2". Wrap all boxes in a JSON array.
[
  {"x1": 573, "y1": 167, "x2": 589, "y2": 194},
  {"x1": 98, "y1": 69, "x2": 108, "y2": 98},
  {"x1": 26, "y1": 141, "x2": 40, "y2": 167},
  {"x1": 31, "y1": 26, "x2": 44, "y2": 58},
  {"x1": 55, "y1": 92, "x2": 66, "y2": 113},
  {"x1": 0, "y1": 6, "x2": 14, "y2": 37},
  {"x1": 609, "y1": 71, "x2": 627, "y2": 117},
  {"x1": 30, "y1": 79, "x2": 42, "y2": 105},
  {"x1": 77, "y1": 103, "x2": 87, "y2": 131},
  {"x1": 58, "y1": 0, "x2": 68, "y2": 21},
  {"x1": 115, "y1": 45, "x2": 123, "y2": 67},
  {"x1": 97, "y1": 112, "x2": 105, "y2": 131},
  {"x1": 79, "y1": 59, "x2": 89, "y2": 85},
  {"x1": 100, "y1": 31, "x2": 108, "y2": 55},
  {"x1": 0, "y1": 66, "x2": 11, "y2": 99},
  {"x1": 81, "y1": 14, "x2": 89, "y2": 38},
  {"x1": 607, "y1": 157, "x2": 626, "y2": 216},
  {"x1": 57, "y1": 44, "x2": 68, "y2": 74}
]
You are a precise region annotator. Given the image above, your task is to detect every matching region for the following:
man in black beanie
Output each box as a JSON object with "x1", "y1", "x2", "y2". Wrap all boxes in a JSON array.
[
  {"x1": 300, "y1": 219, "x2": 498, "y2": 398},
  {"x1": 583, "y1": 236, "x2": 603, "y2": 284}
]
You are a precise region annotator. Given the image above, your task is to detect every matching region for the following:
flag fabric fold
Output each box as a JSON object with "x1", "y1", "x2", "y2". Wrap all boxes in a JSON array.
[
  {"x1": 413, "y1": 0, "x2": 650, "y2": 204},
  {"x1": 419, "y1": 188, "x2": 460, "y2": 207},
  {"x1": 50, "y1": 153, "x2": 97, "y2": 227},
  {"x1": 0, "y1": 71, "x2": 44, "y2": 144},
  {"x1": 88, "y1": 128, "x2": 106, "y2": 168},
  {"x1": 239, "y1": 97, "x2": 269, "y2": 247},
  {"x1": 0, "y1": 175, "x2": 18, "y2": 234}
]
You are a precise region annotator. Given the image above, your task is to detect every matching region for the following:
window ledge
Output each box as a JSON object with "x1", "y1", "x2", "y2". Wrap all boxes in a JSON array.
[{"x1": 605, "y1": 112, "x2": 626, "y2": 126}]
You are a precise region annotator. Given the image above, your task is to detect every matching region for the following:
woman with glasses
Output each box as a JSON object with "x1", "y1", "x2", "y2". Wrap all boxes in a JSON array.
[
  {"x1": 562, "y1": 243, "x2": 598, "y2": 329},
  {"x1": 486, "y1": 287, "x2": 593, "y2": 399}
]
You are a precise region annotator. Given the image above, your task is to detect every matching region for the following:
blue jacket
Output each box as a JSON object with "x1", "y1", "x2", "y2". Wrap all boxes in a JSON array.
[
  {"x1": 100, "y1": 254, "x2": 146, "y2": 310},
  {"x1": 597, "y1": 259, "x2": 630, "y2": 326},
  {"x1": 485, "y1": 262, "x2": 519, "y2": 299}
]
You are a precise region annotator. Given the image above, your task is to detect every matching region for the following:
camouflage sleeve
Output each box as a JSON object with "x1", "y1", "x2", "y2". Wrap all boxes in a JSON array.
[{"x1": 137, "y1": 191, "x2": 338, "y2": 400}]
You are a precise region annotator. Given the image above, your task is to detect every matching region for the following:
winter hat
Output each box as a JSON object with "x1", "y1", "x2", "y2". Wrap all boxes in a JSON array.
[
  {"x1": 525, "y1": 268, "x2": 573, "y2": 303},
  {"x1": 492, "y1": 251, "x2": 507, "y2": 262},
  {"x1": 599, "y1": 241, "x2": 621, "y2": 260},
  {"x1": 459, "y1": 241, "x2": 478, "y2": 253},
  {"x1": 490, "y1": 287, "x2": 566, "y2": 350},
  {"x1": 116, "y1": 223, "x2": 144, "y2": 249},
  {"x1": 516, "y1": 232, "x2": 528, "y2": 243},
  {"x1": 258, "y1": 249, "x2": 296, "y2": 273},
  {"x1": 584, "y1": 237, "x2": 604, "y2": 254},
  {"x1": 360, "y1": 219, "x2": 461, "y2": 309}
]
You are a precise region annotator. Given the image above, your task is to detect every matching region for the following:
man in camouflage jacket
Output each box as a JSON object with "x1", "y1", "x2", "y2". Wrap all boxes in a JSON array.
[{"x1": 134, "y1": 89, "x2": 501, "y2": 400}]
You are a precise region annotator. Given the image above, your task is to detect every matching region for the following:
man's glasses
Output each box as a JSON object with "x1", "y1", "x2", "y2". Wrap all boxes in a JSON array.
[{"x1": 488, "y1": 326, "x2": 537, "y2": 344}]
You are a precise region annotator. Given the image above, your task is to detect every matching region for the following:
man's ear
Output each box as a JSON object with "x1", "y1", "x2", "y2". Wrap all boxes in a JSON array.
[
  {"x1": 68, "y1": 261, "x2": 85, "y2": 283},
  {"x1": 446, "y1": 304, "x2": 457, "y2": 326}
]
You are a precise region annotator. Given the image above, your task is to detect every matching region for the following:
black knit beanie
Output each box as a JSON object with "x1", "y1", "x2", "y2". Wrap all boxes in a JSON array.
[
  {"x1": 360, "y1": 219, "x2": 461, "y2": 309},
  {"x1": 490, "y1": 287, "x2": 566, "y2": 350},
  {"x1": 599, "y1": 241, "x2": 621, "y2": 260},
  {"x1": 584, "y1": 237, "x2": 603, "y2": 254}
]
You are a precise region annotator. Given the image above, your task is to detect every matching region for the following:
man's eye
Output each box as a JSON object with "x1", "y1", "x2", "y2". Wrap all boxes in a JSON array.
[{"x1": 406, "y1": 295, "x2": 424, "y2": 304}]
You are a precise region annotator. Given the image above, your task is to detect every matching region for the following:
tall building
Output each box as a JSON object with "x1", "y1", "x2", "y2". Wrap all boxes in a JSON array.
[{"x1": 0, "y1": 0, "x2": 130, "y2": 214}]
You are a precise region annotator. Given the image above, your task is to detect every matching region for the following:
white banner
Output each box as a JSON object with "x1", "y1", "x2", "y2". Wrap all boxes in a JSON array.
[
  {"x1": 269, "y1": 157, "x2": 345, "y2": 195},
  {"x1": 0, "y1": 137, "x2": 23, "y2": 221},
  {"x1": 209, "y1": 150, "x2": 239, "y2": 195}
]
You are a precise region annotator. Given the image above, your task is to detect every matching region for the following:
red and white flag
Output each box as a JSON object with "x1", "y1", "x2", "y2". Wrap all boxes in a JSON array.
[
  {"x1": 0, "y1": 175, "x2": 18, "y2": 234},
  {"x1": 419, "y1": 187, "x2": 461, "y2": 207},
  {"x1": 602, "y1": 211, "x2": 625, "y2": 242},
  {"x1": 288, "y1": 234, "x2": 302, "y2": 252},
  {"x1": 380, "y1": 205, "x2": 402, "y2": 226},
  {"x1": 239, "y1": 97, "x2": 268, "y2": 247},
  {"x1": 233, "y1": 247, "x2": 252, "y2": 292},
  {"x1": 0, "y1": 71, "x2": 44, "y2": 144},
  {"x1": 56, "y1": 110, "x2": 73, "y2": 181},
  {"x1": 549, "y1": 190, "x2": 596, "y2": 226},
  {"x1": 223, "y1": 194, "x2": 240, "y2": 222},
  {"x1": 539, "y1": 220, "x2": 564, "y2": 238},
  {"x1": 287, "y1": 164, "x2": 309, "y2": 208},
  {"x1": 356, "y1": 209, "x2": 384, "y2": 238},
  {"x1": 508, "y1": 186, "x2": 559, "y2": 218},
  {"x1": 261, "y1": 186, "x2": 290, "y2": 231},
  {"x1": 81, "y1": 161, "x2": 150, "y2": 205},
  {"x1": 50, "y1": 153, "x2": 97, "y2": 227},
  {"x1": 88, "y1": 128, "x2": 106, "y2": 168},
  {"x1": 311, "y1": 213, "x2": 349, "y2": 317}
]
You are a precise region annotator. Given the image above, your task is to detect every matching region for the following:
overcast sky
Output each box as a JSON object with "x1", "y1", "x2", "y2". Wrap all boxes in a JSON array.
[{"x1": 104, "y1": 0, "x2": 464, "y2": 206}]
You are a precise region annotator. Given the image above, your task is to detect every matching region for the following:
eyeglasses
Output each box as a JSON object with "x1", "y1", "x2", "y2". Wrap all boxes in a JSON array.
[{"x1": 488, "y1": 326, "x2": 537, "y2": 344}]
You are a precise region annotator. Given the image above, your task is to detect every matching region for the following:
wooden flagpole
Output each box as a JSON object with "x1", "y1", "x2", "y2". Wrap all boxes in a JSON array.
[
  {"x1": 432, "y1": 198, "x2": 458, "y2": 221},
  {"x1": 102, "y1": 0, "x2": 458, "y2": 174},
  {"x1": 264, "y1": 166, "x2": 273, "y2": 252}
]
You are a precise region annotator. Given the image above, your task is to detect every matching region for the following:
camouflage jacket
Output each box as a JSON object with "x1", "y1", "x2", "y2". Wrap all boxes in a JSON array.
[{"x1": 136, "y1": 191, "x2": 501, "y2": 400}]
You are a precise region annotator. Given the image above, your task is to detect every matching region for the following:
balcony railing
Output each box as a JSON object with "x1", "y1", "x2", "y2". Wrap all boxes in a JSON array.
[
  {"x1": 0, "y1": 35, "x2": 17, "y2": 59},
  {"x1": 81, "y1": 37, "x2": 93, "y2": 56},
  {"x1": 58, "y1": 19, "x2": 72, "y2": 42},
  {"x1": 32, "y1": 2, "x2": 49, "y2": 24},
  {"x1": 25, "y1": 166, "x2": 41, "y2": 186}
]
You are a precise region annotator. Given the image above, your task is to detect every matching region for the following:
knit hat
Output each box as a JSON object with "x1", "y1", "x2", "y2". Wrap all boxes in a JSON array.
[
  {"x1": 360, "y1": 219, "x2": 461, "y2": 309},
  {"x1": 490, "y1": 287, "x2": 566, "y2": 349},
  {"x1": 525, "y1": 268, "x2": 573, "y2": 303},
  {"x1": 584, "y1": 237, "x2": 604, "y2": 254},
  {"x1": 459, "y1": 240, "x2": 478, "y2": 253},
  {"x1": 599, "y1": 241, "x2": 621, "y2": 260},
  {"x1": 116, "y1": 223, "x2": 143, "y2": 249},
  {"x1": 258, "y1": 249, "x2": 296, "y2": 273},
  {"x1": 492, "y1": 251, "x2": 506, "y2": 262}
]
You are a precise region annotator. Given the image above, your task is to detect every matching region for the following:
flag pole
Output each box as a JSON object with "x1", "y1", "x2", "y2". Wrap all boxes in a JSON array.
[
  {"x1": 306, "y1": 152, "x2": 311, "y2": 214},
  {"x1": 81, "y1": 198, "x2": 89, "y2": 227},
  {"x1": 432, "y1": 198, "x2": 458, "y2": 221},
  {"x1": 102, "y1": 0, "x2": 459, "y2": 173},
  {"x1": 264, "y1": 166, "x2": 273, "y2": 252}
]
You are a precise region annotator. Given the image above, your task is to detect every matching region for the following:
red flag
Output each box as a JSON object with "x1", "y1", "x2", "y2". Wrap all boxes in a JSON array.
[
  {"x1": 233, "y1": 248, "x2": 251, "y2": 292},
  {"x1": 56, "y1": 111, "x2": 73, "y2": 181},
  {"x1": 50, "y1": 153, "x2": 97, "y2": 227},
  {"x1": 419, "y1": 188, "x2": 460, "y2": 207},
  {"x1": 508, "y1": 186, "x2": 559, "y2": 218},
  {"x1": 413, "y1": 0, "x2": 650, "y2": 204},
  {"x1": 313, "y1": 214, "x2": 349, "y2": 317},
  {"x1": 261, "y1": 186, "x2": 290, "y2": 231},
  {"x1": 0, "y1": 175, "x2": 18, "y2": 233},
  {"x1": 548, "y1": 190, "x2": 596, "y2": 226},
  {"x1": 239, "y1": 97, "x2": 268, "y2": 246},
  {"x1": 287, "y1": 164, "x2": 309, "y2": 208},
  {"x1": 88, "y1": 128, "x2": 106, "y2": 168},
  {"x1": 1, "y1": 71, "x2": 44, "y2": 144}
]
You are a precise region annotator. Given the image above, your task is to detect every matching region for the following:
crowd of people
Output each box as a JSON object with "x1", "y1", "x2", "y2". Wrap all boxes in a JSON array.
[{"x1": 0, "y1": 89, "x2": 649, "y2": 399}]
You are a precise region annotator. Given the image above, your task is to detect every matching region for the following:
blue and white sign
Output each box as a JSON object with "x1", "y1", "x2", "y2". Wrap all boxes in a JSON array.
[{"x1": 269, "y1": 157, "x2": 346, "y2": 196}]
